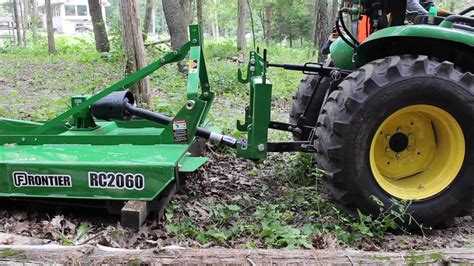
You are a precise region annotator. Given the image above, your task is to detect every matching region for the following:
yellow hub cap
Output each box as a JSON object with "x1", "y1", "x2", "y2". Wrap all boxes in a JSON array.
[{"x1": 370, "y1": 105, "x2": 465, "y2": 200}]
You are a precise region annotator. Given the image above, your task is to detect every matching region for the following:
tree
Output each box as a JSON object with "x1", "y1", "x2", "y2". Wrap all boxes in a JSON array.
[
  {"x1": 119, "y1": 0, "x2": 153, "y2": 107},
  {"x1": 179, "y1": 0, "x2": 192, "y2": 25},
  {"x1": 30, "y1": 0, "x2": 39, "y2": 38},
  {"x1": 196, "y1": 0, "x2": 203, "y2": 27},
  {"x1": 211, "y1": 0, "x2": 220, "y2": 38},
  {"x1": 143, "y1": 0, "x2": 154, "y2": 40},
  {"x1": 331, "y1": 0, "x2": 339, "y2": 24},
  {"x1": 313, "y1": 0, "x2": 330, "y2": 60},
  {"x1": 12, "y1": 0, "x2": 22, "y2": 45},
  {"x1": 88, "y1": 0, "x2": 110, "y2": 52},
  {"x1": 45, "y1": 0, "x2": 56, "y2": 54},
  {"x1": 162, "y1": 0, "x2": 188, "y2": 48},
  {"x1": 237, "y1": 0, "x2": 246, "y2": 54},
  {"x1": 270, "y1": 0, "x2": 312, "y2": 47},
  {"x1": 20, "y1": 0, "x2": 27, "y2": 45},
  {"x1": 162, "y1": 0, "x2": 188, "y2": 72},
  {"x1": 263, "y1": 3, "x2": 272, "y2": 45}
]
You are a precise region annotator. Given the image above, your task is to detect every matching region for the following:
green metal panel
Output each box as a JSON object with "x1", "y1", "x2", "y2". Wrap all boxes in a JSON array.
[
  {"x1": 70, "y1": 95, "x2": 97, "y2": 129},
  {"x1": 187, "y1": 46, "x2": 201, "y2": 99},
  {"x1": 356, "y1": 24, "x2": 474, "y2": 66},
  {"x1": 362, "y1": 25, "x2": 474, "y2": 46},
  {"x1": 236, "y1": 51, "x2": 266, "y2": 132},
  {"x1": 236, "y1": 51, "x2": 273, "y2": 160},
  {"x1": 160, "y1": 100, "x2": 206, "y2": 145},
  {"x1": 178, "y1": 156, "x2": 209, "y2": 172},
  {"x1": 0, "y1": 144, "x2": 191, "y2": 200},
  {"x1": 237, "y1": 77, "x2": 272, "y2": 160},
  {"x1": 0, "y1": 121, "x2": 165, "y2": 145},
  {"x1": 330, "y1": 24, "x2": 474, "y2": 70},
  {"x1": 329, "y1": 37, "x2": 357, "y2": 70}
]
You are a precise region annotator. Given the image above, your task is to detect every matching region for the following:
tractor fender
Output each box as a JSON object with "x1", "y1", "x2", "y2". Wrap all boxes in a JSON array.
[
  {"x1": 355, "y1": 25, "x2": 474, "y2": 71},
  {"x1": 329, "y1": 37, "x2": 357, "y2": 70}
]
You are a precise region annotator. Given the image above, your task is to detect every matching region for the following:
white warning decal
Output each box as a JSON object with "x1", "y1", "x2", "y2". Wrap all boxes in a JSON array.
[
  {"x1": 88, "y1": 172, "x2": 145, "y2": 191},
  {"x1": 12, "y1": 171, "x2": 72, "y2": 188}
]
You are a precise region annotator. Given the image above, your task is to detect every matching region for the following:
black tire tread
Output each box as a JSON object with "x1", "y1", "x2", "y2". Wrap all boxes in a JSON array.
[{"x1": 315, "y1": 55, "x2": 473, "y2": 226}]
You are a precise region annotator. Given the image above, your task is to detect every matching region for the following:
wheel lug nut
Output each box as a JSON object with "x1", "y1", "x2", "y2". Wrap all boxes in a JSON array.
[
  {"x1": 385, "y1": 147, "x2": 391, "y2": 152},
  {"x1": 396, "y1": 127, "x2": 402, "y2": 133},
  {"x1": 386, "y1": 134, "x2": 391, "y2": 140},
  {"x1": 407, "y1": 146, "x2": 413, "y2": 151},
  {"x1": 396, "y1": 153, "x2": 401, "y2": 159}
]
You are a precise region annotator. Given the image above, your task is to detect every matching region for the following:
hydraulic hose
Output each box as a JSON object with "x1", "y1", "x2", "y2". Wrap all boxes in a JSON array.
[
  {"x1": 335, "y1": 22, "x2": 357, "y2": 49},
  {"x1": 338, "y1": 10, "x2": 360, "y2": 47}
]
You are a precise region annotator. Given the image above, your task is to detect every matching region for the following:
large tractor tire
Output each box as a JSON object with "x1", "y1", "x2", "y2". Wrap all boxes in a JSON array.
[
  {"x1": 290, "y1": 61, "x2": 336, "y2": 140},
  {"x1": 314, "y1": 55, "x2": 473, "y2": 228}
]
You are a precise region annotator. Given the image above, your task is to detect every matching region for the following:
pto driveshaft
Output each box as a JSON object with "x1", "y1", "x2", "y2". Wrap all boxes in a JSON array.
[
  {"x1": 91, "y1": 91, "x2": 238, "y2": 148},
  {"x1": 125, "y1": 104, "x2": 238, "y2": 148}
]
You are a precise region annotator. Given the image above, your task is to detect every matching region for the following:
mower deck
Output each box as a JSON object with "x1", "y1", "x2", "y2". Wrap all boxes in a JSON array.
[
  {"x1": 0, "y1": 118, "x2": 208, "y2": 228},
  {"x1": 0, "y1": 142, "x2": 206, "y2": 200}
]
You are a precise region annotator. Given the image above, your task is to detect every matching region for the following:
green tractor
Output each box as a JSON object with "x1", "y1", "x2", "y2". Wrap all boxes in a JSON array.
[
  {"x1": 289, "y1": 1, "x2": 473, "y2": 227},
  {"x1": 0, "y1": 0, "x2": 471, "y2": 228}
]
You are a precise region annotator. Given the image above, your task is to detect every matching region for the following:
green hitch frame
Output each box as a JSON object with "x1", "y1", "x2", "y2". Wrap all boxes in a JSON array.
[{"x1": 236, "y1": 50, "x2": 273, "y2": 160}]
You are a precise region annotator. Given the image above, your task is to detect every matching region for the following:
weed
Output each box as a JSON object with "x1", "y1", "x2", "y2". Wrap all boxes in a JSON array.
[
  {"x1": 0, "y1": 248, "x2": 25, "y2": 258},
  {"x1": 58, "y1": 232, "x2": 73, "y2": 246},
  {"x1": 367, "y1": 255, "x2": 392, "y2": 261},
  {"x1": 463, "y1": 240, "x2": 474, "y2": 248},
  {"x1": 429, "y1": 252, "x2": 446, "y2": 262},
  {"x1": 406, "y1": 250, "x2": 426, "y2": 265},
  {"x1": 128, "y1": 258, "x2": 142, "y2": 266},
  {"x1": 111, "y1": 230, "x2": 125, "y2": 239}
]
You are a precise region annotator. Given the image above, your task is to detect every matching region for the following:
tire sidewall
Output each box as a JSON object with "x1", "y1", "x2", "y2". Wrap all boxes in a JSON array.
[{"x1": 345, "y1": 75, "x2": 473, "y2": 226}]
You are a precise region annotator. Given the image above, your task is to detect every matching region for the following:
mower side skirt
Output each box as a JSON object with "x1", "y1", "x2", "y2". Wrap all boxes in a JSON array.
[
  {"x1": 178, "y1": 156, "x2": 208, "y2": 172},
  {"x1": 0, "y1": 144, "x2": 203, "y2": 201}
]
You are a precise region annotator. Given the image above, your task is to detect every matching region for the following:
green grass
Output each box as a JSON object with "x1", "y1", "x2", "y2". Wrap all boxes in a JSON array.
[{"x1": 0, "y1": 248, "x2": 25, "y2": 258}]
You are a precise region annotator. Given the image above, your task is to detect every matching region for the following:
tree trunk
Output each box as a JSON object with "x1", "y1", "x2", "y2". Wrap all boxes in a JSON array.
[
  {"x1": 30, "y1": 0, "x2": 38, "y2": 38},
  {"x1": 313, "y1": 0, "x2": 330, "y2": 61},
  {"x1": 0, "y1": 240, "x2": 472, "y2": 265},
  {"x1": 45, "y1": 0, "x2": 56, "y2": 54},
  {"x1": 162, "y1": 0, "x2": 188, "y2": 50},
  {"x1": 88, "y1": 0, "x2": 110, "y2": 52},
  {"x1": 143, "y1": 0, "x2": 154, "y2": 40},
  {"x1": 258, "y1": 10, "x2": 265, "y2": 42},
  {"x1": 119, "y1": 0, "x2": 152, "y2": 107},
  {"x1": 196, "y1": 0, "x2": 203, "y2": 27},
  {"x1": 331, "y1": 0, "x2": 339, "y2": 24},
  {"x1": 13, "y1": 0, "x2": 22, "y2": 45},
  {"x1": 162, "y1": 0, "x2": 189, "y2": 72},
  {"x1": 264, "y1": 4, "x2": 272, "y2": 46},
  {"x1": 237, "y1": 0, "x2": 246, "y2": 53},
  {"x1": 20, "y1": 0, "x2": 27, "y2": 45},
  {"x1": 449, "y1": 1, "x2": 455, "y2": 12},
  {"x1": 212, "y1": 0, "x2": 219, "y2": 39},
  {"x1": 179, "y1": 0, "x2": 192, "y2": 25}
]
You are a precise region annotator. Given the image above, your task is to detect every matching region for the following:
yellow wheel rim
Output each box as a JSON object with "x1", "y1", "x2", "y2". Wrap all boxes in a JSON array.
[{"x1": 370, "y1": 105, "x2": 465, "y2": 200}]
